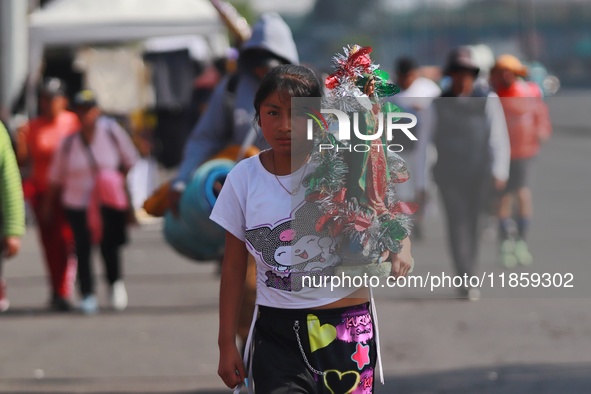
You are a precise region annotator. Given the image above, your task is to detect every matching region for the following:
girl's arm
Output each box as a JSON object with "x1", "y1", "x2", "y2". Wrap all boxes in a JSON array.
[
  {"x1": 16, "y1": 123, "x2": 30, "y2": 165},
  {"x1": 218, "y1": 231, "x2": 249, "y2": 389}
]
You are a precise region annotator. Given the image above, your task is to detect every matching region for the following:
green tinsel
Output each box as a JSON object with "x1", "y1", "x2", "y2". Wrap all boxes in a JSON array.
[
  {"x1": 306, "y1": 134, "x2": 348, "y2": 196},
  {"x1": 376, "y1": 83, "x2": 400, "y2": 98}
]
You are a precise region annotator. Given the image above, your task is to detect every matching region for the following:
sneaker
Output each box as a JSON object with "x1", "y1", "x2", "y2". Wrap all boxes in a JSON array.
[
  {"x1": 458, "y1": 287, "x2": 481, "y2": 301},
  {"x1": 514, "y1": 240, "x2": 533, "y2": 266},
  {"x1": 50, "y1": 294, "x2": 73, "y2": 312},
  {"x1": 500, "y1": 239, "x2": 518, "y2": 269},
  {"x1": 467, "y1": 288, "x2": 481, "y2": 301},
  {"x1": 110, "y1": 281, "x2": 128, "y2": 311},
  {"x1": 0, "y1": 280, "x2": 9, "y2": 312},
  {"x1": 79, "y1": 295, "x2": 98, "y2": 315}
]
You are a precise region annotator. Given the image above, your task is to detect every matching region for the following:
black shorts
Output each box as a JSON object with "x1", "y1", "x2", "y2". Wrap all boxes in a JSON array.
[
  {"x1": 252, "y1": 303, "x2": 376, "y2": 393},
  {"x1": 505, "y1": 158, "x2": 534, "y2": 192}
]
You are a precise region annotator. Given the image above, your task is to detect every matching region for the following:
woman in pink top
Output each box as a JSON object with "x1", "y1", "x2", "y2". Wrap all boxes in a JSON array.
[
  {"x1": 16, "y1": 78, "x2": 79, "y2": 311},
  {"x1": 45, "y1": 90, "x2": 138, "y2": 314}
]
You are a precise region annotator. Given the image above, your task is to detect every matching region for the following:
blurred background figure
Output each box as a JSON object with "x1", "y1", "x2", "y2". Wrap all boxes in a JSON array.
[
  {"x1": 45, "y1": 90, "x2": 138, "y2": 314},
  {"x1": 391, "y1": 56, "x2": 441, "y2": 239},
  {"x1": 167, "y1": 12, "x2": 298, "y2": 346},
  {"x1": 489, "y1": 54, "x2": 552, "y2": 268},
  {"x1": 168, "y1": 12, "x2": 299, "y2": 206},
  {"x1": 142, "y1": 36, "x2": 229, "y2": 171},
  {"x1": 0, "y1": 121, "x2": 25, "y2": 312},
  {"x1": 16, "y1": 78, "x2": 79, "y2": 311},
  {"x1": 416, "y1": 47, "x2": 510, "y2": 300},
  {"x1": 395, "y1": 57, "x2": 441, "y2": 97}
]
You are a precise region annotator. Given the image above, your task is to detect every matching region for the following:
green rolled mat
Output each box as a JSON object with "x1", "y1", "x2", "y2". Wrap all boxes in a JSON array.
[{"x1": 163, "y1": 159, "x2": 236, "y2": 262}]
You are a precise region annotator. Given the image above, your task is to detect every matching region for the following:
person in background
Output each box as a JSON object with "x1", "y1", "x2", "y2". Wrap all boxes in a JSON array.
[
  {"x1": 16, "y1": 78, "x2": 79, "y2": 311},
  {"x1": 489, "y1": 54, "x2": 552, "y2": 267},
  {"x1": 168, "y1": 12, "x2": 299, "y2": 209},
  {"x1": 391, "y1": 57, "x2": 441, "y2": 239},
  {"x1": 0, "y1": 122, "x2": 26, "y2": 312},
  {"x1": 416, "y1": 47, "x2": 510, "y2": 300},
  {"x1": 168, "y1": 12, "x2": 299, "y2": 346},
  {"x1": 45, "y1": 90, "x2": 138, "y2": 314}
]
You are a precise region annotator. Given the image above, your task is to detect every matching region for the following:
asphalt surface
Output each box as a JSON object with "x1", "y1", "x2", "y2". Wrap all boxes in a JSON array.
[{"x1": 1, "y1": 93, "x2": 590, "y2": 393}]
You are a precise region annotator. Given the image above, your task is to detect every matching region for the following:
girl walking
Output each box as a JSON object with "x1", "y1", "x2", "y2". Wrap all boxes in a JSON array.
[{"x1": 210, "y1": 64, "x2": 413, "y2": 393}]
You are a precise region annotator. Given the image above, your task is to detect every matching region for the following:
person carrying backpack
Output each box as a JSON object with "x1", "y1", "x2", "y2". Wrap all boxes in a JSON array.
[
  {"x1": 168, "y1": 12, "x2": 299, "y2": 211},
  {"x1": 166, "y1": 12, "x2": 299, "y2": 345}
]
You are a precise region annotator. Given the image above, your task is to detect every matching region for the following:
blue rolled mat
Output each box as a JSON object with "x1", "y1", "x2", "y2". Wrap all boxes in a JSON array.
[{"x1": 163, "y1": 159, "x2": 236, "y2": 261}]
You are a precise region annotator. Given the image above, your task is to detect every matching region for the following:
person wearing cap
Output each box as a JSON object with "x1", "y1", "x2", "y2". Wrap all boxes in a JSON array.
[
  {"x1": 168, "y1": 12, "x2": 299, "y2": 208},
  {"x1": 416, "y1": 47, "x2": 510, "y2": 300},
  {"x1": 16, "y1": 77, "x2": 80, "y2": 311},
  {"x1": 44, "y1": 90, "x2": 139, "y2": 314},
  {"x1": 490, "y1": 54, "x2": 552, "y2": 268},
  {"x1": 166, "y1": 13, "x2": 299, "y2": 345}
]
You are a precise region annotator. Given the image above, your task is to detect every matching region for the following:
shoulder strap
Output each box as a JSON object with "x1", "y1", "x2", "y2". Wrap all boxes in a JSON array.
[
  {"x1": 106, "y1": 119, "x2": 119, "y2": 146},
  {"x1": 59, "y1": 133, "x2": 79, "y2": 176},
  {"x1": 105, "y1": 118, "x2": 127, "y2": 172},
  {"x1": 79, "y1": 132, "x2": 99, "y2": 174},
  {"x1": 63, "y1": 133, "x2": 77, "y2": 156},
  {"x1": 222, "y1": 73, "x2": 239, "y2": 139},
  {"x1": 222, "y1": 73, "x2": 257, "y2": 162},
  {"x1": 226, "y1": 72, "x2": 239, "y2": 95}
]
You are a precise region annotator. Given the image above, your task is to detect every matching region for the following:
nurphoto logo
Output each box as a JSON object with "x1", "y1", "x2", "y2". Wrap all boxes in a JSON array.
[{"x1": 306, "y1": 108, "x2": 418, "y2": 153}]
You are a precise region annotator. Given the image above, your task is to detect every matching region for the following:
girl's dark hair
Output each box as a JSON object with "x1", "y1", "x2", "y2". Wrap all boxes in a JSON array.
[{"x1": 253, "y1": 65, "x2": 322, "y2": 123}]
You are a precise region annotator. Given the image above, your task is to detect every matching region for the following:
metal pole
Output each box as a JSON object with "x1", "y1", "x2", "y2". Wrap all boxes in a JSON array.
[{"x1": 0, "y1": 0, "x2": 29, "y2": 121}]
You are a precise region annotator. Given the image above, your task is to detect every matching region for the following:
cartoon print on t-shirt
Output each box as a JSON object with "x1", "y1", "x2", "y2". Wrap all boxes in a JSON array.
[
  {"x1": 274, "y1": 234, "x2": 335, "y2": 272},
  {"x1": 246, "y1": 201, "x2": 341, "y2": 292}
]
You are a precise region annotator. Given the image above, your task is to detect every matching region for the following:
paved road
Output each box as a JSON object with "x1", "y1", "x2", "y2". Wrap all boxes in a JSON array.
[{"x1": 1, "y1": 96, "x2": 590, "y2": 393}]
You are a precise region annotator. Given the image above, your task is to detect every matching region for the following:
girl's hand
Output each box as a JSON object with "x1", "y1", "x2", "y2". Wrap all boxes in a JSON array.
[
  {"x1": 382, "y1": 237, "x2": 413, "y2": 278},
  {"x1": 218, "y1": 343, "x2": 246, "y2": 389},
  {"x1": 1, "y1": 236, "x2": 21, "y2": 258},
  {"x1": 16, "y1": 124, "x2": 30, "y2": 164}
]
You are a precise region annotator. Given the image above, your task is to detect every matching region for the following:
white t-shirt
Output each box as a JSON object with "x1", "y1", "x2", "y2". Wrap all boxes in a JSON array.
[
  {"x1": 210, "y1": 154, "x2": 357, "y2": 309},
  {"x1": 49, "y1": 116, "x2": 138, "y2": 209}
]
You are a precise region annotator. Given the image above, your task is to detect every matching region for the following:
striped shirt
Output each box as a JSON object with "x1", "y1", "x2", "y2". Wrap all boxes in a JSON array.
[{"x1": 0, "y1": 122, "x2": 25, "y2": 237}]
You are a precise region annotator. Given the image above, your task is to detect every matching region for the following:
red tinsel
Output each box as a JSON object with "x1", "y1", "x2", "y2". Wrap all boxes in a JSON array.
[{"x1": 325, "y1": 46, "x2": 373, "y2": 90}]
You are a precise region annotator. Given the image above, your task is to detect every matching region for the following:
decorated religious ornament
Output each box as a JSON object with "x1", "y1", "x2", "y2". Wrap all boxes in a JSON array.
[{"x1": 304, "y1": 45, "x2": 416, "y2": 276}]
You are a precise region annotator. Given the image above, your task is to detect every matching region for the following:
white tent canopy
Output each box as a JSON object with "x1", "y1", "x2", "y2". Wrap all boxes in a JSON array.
[
  {"x1": 29, "y1": 0, "x2": 227, "y2": 46},
  {"x1": 27, "y1": 0, "x2": 229, "y2": 114}
]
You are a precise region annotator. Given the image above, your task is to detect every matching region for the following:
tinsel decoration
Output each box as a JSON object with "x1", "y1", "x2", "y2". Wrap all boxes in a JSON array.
[
  {"x1": 324, "y1": 45, "x2": 400, "y2": 112},
  {"x1": 304, "y1": 45, "x2": 416, "y2": 274}
]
